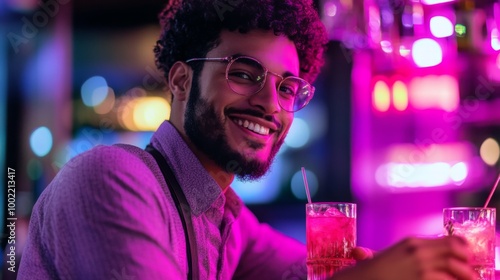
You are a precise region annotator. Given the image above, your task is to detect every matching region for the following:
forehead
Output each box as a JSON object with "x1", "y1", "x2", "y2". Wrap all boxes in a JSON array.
[{"x1": 207, "y1": 29, "x2": 300, "y2": 76}]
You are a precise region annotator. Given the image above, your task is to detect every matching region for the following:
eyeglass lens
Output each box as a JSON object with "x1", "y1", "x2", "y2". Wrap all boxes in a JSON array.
[{"x1": 226, "y1": 57, "x2": 312, "y2": 112}]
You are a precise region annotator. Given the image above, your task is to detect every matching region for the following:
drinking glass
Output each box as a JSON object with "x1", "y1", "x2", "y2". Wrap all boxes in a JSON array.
[
  {"x1": 306, "y1": 202, "x2": 357, "y2": 280},
  {"x1": 443, "y1": 207, "x2": 496, "y2": 280}
]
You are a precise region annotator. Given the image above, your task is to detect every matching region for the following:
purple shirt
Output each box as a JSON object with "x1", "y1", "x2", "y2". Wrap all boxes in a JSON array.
[{"x1": 18, "y1": 121, "x2": 307, "y2": 279}]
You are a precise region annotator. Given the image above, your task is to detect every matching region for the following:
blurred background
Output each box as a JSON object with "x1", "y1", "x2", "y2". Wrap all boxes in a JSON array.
[{"x1": 1, "y1": 0, "x2": 500, "y2": 277}]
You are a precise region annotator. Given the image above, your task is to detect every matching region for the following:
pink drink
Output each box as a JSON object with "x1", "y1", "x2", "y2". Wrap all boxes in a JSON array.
[
  {"x1": 306, "y1": 203, "x2": 356, "y2": 280},
  {"x1": 443, "y1": 207, "x2": 496, "y2": 280}
]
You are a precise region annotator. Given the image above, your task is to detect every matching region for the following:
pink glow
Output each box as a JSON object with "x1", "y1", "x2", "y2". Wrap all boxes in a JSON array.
[
  {"x1": 376, "y1": 142, "x2": 473, "y2": 188},
  {"x1": 430, "y1": 16, "x2": 454, "y2": 38},
  {"x1": 375, "y1": 161, "x2": 468, "y2": 188},
  {"x1": 413, "y1": 4, "x2": 424, "y2": 25},
  {"x1": 384, "y1": 142, "x2": 473, "y2": 163},
  {"x1": 412, "y1": 38, "x2": 443, "y2": 67},
  {"x1": 368, "y1": 6, "x2": 381, "y2": 45},
  {"x1": 421, "y1": 0, "x2": 456, "y2": 5},
  {"x1": 380, "y1": 40, "x2": 393, "y2": 53},
  {"x1": 408, "y1": 75, "x2": 459, "y2": 111}
]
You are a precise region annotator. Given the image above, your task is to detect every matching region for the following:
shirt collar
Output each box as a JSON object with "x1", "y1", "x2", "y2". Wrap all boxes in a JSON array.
[{"x1": 149, "y1": 121, "x2": 242, "y2": 217}]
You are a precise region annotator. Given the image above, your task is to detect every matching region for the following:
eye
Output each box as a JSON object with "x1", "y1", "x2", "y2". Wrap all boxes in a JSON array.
[
  {"x1": 228, "y1": 71, "x2": 254, "y2": 83},
  {"x1": 279, "y1": 85, "x2": 296, "y2": 99},
  {"x1": 279, "y1": 79, "x2": 300, "y2": 99}
]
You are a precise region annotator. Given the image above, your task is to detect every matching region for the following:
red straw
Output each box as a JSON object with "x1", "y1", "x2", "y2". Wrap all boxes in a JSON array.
[{"x1": 484, "y1": 173, "x2": 500, "y2": 208}]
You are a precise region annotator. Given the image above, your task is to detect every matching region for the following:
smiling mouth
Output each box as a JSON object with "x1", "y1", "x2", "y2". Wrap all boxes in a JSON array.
[{"x1": 232, "y1": 118, "x2": 272, "y2": 136}]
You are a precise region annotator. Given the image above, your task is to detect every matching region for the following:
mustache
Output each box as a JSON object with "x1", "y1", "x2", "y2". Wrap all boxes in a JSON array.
[{"x1": 225, "y1": 108, "x2": 282, "y2": 131}]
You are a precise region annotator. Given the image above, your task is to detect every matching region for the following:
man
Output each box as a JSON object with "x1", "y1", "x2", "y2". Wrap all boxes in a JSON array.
[{"x1": 19, "y1": 0, "x2": 474, "y2": 279}]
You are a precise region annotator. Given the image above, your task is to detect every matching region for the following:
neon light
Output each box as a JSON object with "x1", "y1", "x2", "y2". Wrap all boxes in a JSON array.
[
  {"x1": 412, "y1": 38, "x2": 443, "y2": 68},
  {"x1": 421, "y1": 0, "x2": 456, "y2": 5},
  {"x1": 376, "y1": 162, "x2": 468, "y2": 188},
  {"x1": 373, "y1": 80, "x2": 391, "y2": 112},
  {"x1": 392, "y1": 81, "x2": 408, "y2": 111},
  {"x1": 430, "y1": 16, "x2": 454, "y2": 38},
  {"x1": 409, "y1": 75, "x2": 459, "y2": 111},
  {"x1": 413, "y1": 4, "x2": 424, "y2": 25},
  {"x1": 491, "y1": 28, "x2": 500, "y2": 51},
  {"x1": 381, "y1": 40, "x2": 393, "y2": 53},
  {"x1": 450, "y1": 162, "x2": 467, "y2": 182},
  {"x1": 324, "y1": 2, "x2": 337, "y2": 17},
  {"x1": 455, "y1": 24, "x2": 466, "y2": 37},
  {"x1": 399, "y1": 45, "x2": 411, "y2": 57}
]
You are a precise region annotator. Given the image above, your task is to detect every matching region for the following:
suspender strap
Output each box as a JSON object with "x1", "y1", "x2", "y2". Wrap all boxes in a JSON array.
[{"x1": 145, "y1": 145, "x2": 199, "y2": 280}]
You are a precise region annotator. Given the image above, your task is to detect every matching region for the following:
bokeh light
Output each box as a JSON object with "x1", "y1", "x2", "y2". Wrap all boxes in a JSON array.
[
  {"x1": 480, "y1": 138, "x2": 500, "y2": 166},
  {"x1": 30, "y1": 126, "x2": 53, "y2": 157},
  {"x1": 291, "y1": 169, "x2": 318, "y2": 200},
  {"x1": 412, "y1": 38, "x2": 443, "y2": 68},
  {"x1": 455, "y1": 24, "x2": 466, "y2": 37},
  {"x1": 81, "y1": 76, "x2": 109, "y2": 107},
  {"x1": 450, "y1": 162, "x2": 467, "y2": 183},
  {"x1": 430, "y1": 16, "x2": 454, "y2": 38},
  {"x1": 119, "y1": 95, "x2": 170, "y2": 131},
  {"x1": 93, "y1": 88, "x2": 116, "y2": 114},
  {"x1": 284, "y1": 118, "x2": 310, "y2": 148},
  {"x1": 324, "y1": 1, "x2": 337, "y2": 17},
  {"x1": 491, "y1": 28, "x2": 500, "y2": 51},
  {"x1": 132, "y1": 97, "x2": 170, "y2": 131},
  {"x1": 380, "y1": 40, "x2": 393, "y2": 53},
  {"x1": 392, "y1": 80, "x2": 408, "y2": 111},
  {"x1": 373, "y1": 80, "x2": 390, "y2": 112}
]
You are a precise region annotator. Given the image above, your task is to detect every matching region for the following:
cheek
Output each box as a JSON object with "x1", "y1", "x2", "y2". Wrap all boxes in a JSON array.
[{"x1": 202, "y1": 78, "x2": 240, "y2": 108}]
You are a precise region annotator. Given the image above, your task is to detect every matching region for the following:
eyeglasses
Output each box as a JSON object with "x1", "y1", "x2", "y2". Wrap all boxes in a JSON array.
[{"x1": 185, "y1": 55, "x2": 314, "y2": 112}]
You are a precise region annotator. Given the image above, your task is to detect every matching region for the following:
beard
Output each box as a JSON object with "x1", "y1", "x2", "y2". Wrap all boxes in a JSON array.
[{"x1": 184, "y1": 77, "x2": 283, "y2": 181}]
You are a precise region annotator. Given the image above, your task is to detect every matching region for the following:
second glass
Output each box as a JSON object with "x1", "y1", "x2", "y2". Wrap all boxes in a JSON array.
[
  {"x1": 443, "y1": 207, "x2": 496, "y2": 280},
  {"x1": 306, "y1": 202, "x2": 356, "y2": 280}
]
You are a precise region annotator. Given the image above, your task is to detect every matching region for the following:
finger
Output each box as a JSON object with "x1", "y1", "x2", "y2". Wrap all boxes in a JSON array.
[
  {"x1": 433, "y1": 257, "x2": 475, "y2": 280},
  {"x1": 421, "y1": 271, "x2": 455, "y2": 280},
  {"x1": 352, "y1": 247, "x2": 374, "y2": 260},
  {"x1": 414, "y1": 236, "x2": 470, "y2": 262}
]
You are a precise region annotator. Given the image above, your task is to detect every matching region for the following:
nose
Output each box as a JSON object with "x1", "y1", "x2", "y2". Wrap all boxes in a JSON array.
[{"x1": 248, "y1": 74, "x2": 282, "y2": 114}]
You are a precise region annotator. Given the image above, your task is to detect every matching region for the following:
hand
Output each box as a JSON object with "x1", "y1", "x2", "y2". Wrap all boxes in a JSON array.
[
  {"x1": 334, "y1": 236, "x2": 474, "y2": 280},
  {"x1": 351, "y1": 247, "x2": 375, "y2": 260}
]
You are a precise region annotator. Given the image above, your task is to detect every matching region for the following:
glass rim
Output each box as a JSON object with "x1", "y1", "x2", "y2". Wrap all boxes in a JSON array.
[
  {"x1": 443, "y1": 207, "x2": 496, "y2": 211},
  {"x1": 306, "y1": 202, "x2": 357, "y2": 206}
]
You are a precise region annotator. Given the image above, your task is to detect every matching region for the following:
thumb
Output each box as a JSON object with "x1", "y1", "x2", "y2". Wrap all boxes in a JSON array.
[{"x1": 352, "y1": 247, "x2": 375, "y2": 260}]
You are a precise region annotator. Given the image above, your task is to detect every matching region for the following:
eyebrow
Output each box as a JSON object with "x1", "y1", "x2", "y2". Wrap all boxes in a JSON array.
[{"x1": 230, "y1": 53, "x2": 299, "y2": 78}]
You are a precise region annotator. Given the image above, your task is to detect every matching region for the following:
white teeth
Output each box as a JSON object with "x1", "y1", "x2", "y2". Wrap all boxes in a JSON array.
[{"x1": 233, "y1": 118, "x2": 270, "y2": 135}]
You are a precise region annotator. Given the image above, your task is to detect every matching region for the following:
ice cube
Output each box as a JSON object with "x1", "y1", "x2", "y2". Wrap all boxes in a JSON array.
[{"x1": 325, "y1": 207, "x2": 345, "y2": 217}]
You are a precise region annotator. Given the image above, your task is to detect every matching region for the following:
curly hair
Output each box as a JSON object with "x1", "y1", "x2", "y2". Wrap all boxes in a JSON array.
[{"x1": 154, "y1": 0, "x2": 328, "y2": 85}]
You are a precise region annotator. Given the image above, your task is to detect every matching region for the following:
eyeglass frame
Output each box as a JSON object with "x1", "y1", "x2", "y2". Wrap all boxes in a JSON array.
[{"x1": 185, "y1": 55, "x2": 315, "y2": 112}]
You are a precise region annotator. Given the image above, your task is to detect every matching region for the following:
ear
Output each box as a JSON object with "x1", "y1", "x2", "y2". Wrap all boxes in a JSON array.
[{"x1": 168, "y1": 61, "x2": 192, "y2": 102}]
